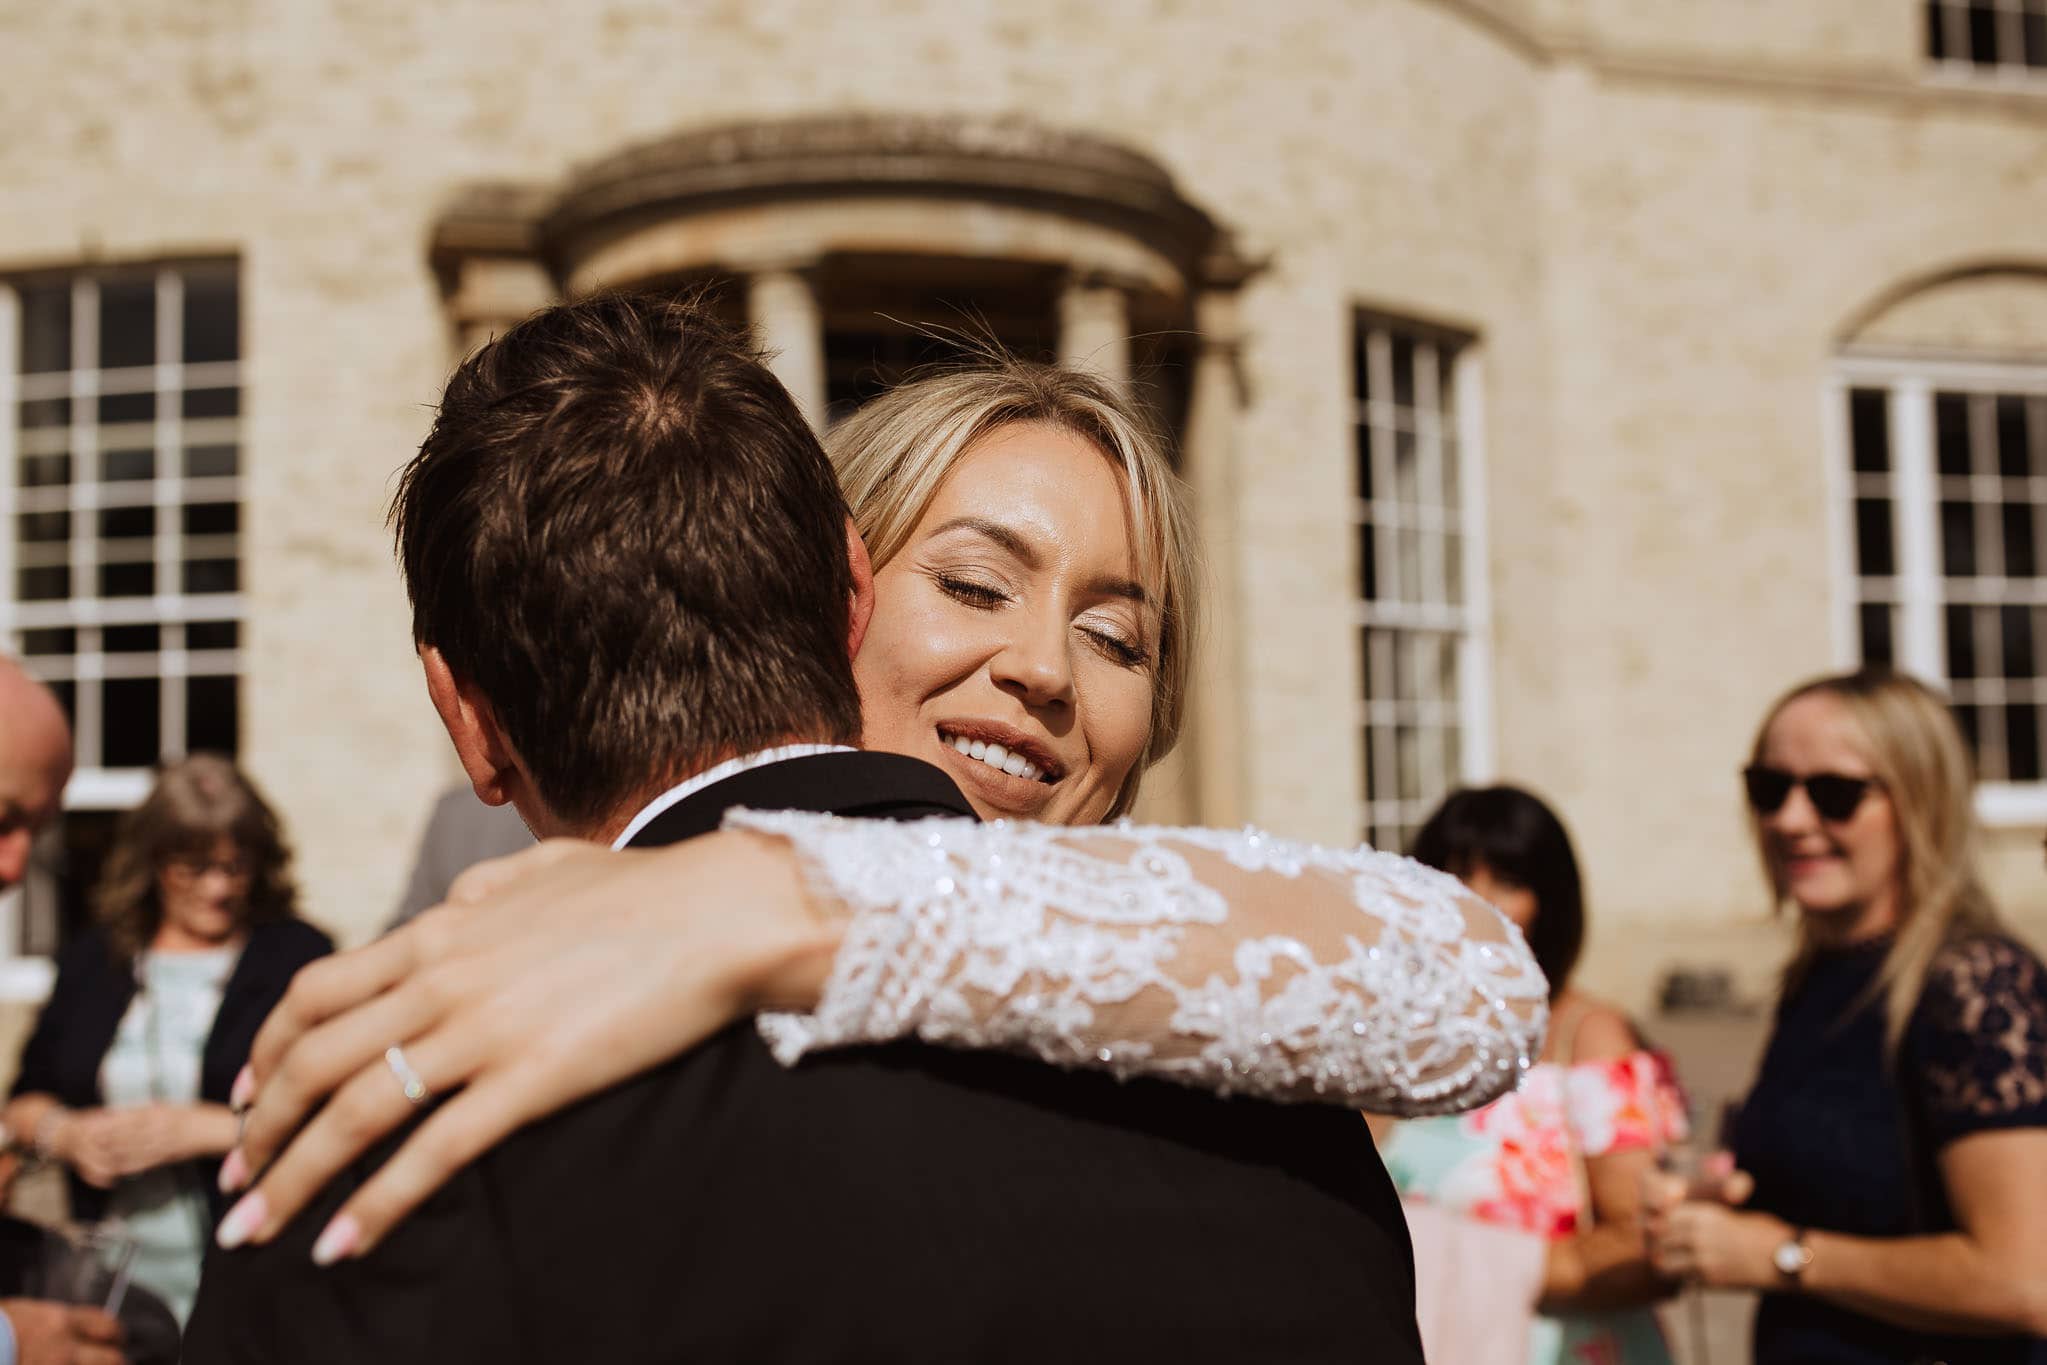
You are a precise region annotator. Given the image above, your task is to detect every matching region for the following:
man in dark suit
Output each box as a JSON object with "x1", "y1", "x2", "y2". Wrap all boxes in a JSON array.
[{"x1": 184, "y1": 292, "x2": 1421, "y2": 1363}]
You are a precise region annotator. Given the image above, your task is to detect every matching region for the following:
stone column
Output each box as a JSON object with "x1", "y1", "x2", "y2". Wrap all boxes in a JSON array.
[
  {"x1": 1178, "y1": 286, "x2": 1250, "y2": 827},
  {"x1": 446, "y1": 256, "x2": 558, "y2": 361},
  {"x1": 1057, "y1": 273, "x2": 1132, "y2": 387},
  {"x1": 747, "y1": 265, "x2": 827, "y2": 431}
]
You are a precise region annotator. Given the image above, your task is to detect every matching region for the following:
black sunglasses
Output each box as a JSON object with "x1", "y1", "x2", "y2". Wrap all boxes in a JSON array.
[{"x1": 1742, "y1": 765, "x2": 1878, "y2": 822}]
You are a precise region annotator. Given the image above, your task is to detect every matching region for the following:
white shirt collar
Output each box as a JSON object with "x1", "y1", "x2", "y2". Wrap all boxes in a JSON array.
[{"x1": 609, "y1": 743, "x2": 856, "y2": 850}]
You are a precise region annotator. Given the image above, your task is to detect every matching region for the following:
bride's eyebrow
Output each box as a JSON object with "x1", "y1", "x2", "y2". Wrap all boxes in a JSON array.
[{"x1": 925, "y1": 516, "x2": 1147, "y2": 605}]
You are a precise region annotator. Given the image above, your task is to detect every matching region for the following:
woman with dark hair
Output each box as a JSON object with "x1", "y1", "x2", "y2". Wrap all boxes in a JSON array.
[
  {"x1": 4, "y1": 755, "x2": 331, "y2": 1323},
  {"x1": 1381, "y1": 785, "x2": 1687, "y2": 1365}
]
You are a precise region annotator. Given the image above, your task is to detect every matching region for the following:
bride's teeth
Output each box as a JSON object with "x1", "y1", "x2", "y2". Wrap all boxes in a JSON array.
[{"x1": 942, "y1": 730, "x2": 1047, "y2": 782}]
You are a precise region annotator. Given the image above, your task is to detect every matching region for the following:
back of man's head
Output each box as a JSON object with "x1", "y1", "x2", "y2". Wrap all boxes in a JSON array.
[
  {"x1": 392, "y1": 291, "x2": 863, "y2": 829},
  {"x1": 0, "y1": 657, "x2": 72, "y2": 890}
]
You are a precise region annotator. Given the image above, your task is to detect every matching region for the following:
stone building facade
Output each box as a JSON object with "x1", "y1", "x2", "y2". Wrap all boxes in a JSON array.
[{"x1": 3, "y1": 0, "x2": 2046, "y2": 1019}]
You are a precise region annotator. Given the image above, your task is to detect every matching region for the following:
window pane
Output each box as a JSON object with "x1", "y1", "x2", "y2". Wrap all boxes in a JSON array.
[
  {"x1": 180, "y1": 503, "x2": 238, "y2": 536},
  {"x1": 2005, "y1": 501, "x2": 2037, "y2": 577},
  {"x1": 98, "y1": 279, "x2": 155, "y2": 371},
  {"x1": 2009, "y1": 705, "x2": 2042, "y2": 783},
  {"x1": 186, "y1": 621, "x2": 238, "y2": 650},
  {"x1": 1929, "y1": 0, "x2": 1950, "y2": 59},
  {"x1": 101, "y1": 677, "x2": 161, "y2": 768},
  {"x1": 1998, "y1": 395, "x2": 2032, "y2": 478},
  {"x1": 1850, "y1": 389, "x2": 1891, "y2": 474},
  {"x1": 103, "y1": 624, "x2": 159, "y2": 653},
  {"x1": 97, "y1": 391, "x2": 154, "y2": 424},
  {"x1": 181, "y1": 387, "x2": 238, "y2": 419},
  {"x1": 1391, "y1": 335, "x2": 1415, "y2": 409},
  {"x1": 1936, "y1": 393, "x2": 1971, "y2": 477},
  {"x1": 19, "y1": 453, "x2": 71, "y2": 488},
  {"x1": 20, "y1": 628, "x2": 74, "y2": 656},
  {"x1": 2026, "y1": 1, "x2": 2047, "y2": 66},
  {"x1": 17, "y1": 510, "x2": 69, "y2": 543},
  {"x1": 182, "y1": 273, "x2": 238, "y2": 364},
  {"x1": 1955, "y1": 702, "x2": 1981, "y2": 756},
  {"x1": 1352, "y1": 326, "x2": 1371, "y2": 403},
  {"x1": 182, "y1": 559, "x2": 238, "y2": 594},
  {"x1": 1941, "y1": 500, "x2": 1977, "y2": 576},
  {"x1": 1358, "y1": 524, "x2": 1377, "y2": 601},
  {"x1": 1356, "y1": 423, "x2": 1373, "y2": 500},
  {"x1": 186, "y1": 675, "x2": 238, "y2": 755},
  {"x1": 1860, "y1": 603, "x2": 1895, "y2": 666},
  {"x1": 1969, "y1": 0, "x2": 2000, "y2": 62},
  {"x1": 17, "y1": 566, "x2": 69, "y2": 601},
  {"x1": 1948, "y1": 603, "x2": 1978, "y2": 678},
  {"x1": 98, "y1": 506, "x2": 154, "y2": 540},
  {"x1": 2003, "y1": 604, "x2": 2036, "y2": 679},
  {"x1": 184, "y1": 444, "x2": 238, "y2": 478},
  {"x1": 1856, "y1": 498, "x2": 1896, "y2": 576},
  {"x1": 20, "y1": 284, "x2": 72, "y2": 374},
  {"x1": 101, "y1": 448, "x2": 154, "y2": 482},
  {"x1": 98, "y1": 562, "x2": 154, "y2": 598},
  {"x1": 19, "y1": 397, "x2": 69, "y2": 428}
]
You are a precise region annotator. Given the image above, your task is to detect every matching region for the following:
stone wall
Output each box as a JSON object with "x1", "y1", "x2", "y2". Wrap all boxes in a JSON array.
[{"x1": 3, "y1": 0, "x2": 2043, "y2": 1015}]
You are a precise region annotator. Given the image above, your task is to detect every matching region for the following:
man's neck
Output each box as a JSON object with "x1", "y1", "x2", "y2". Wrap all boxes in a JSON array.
[{"x1": 524, "y1": 737, "x2": 852, "y2": 848}]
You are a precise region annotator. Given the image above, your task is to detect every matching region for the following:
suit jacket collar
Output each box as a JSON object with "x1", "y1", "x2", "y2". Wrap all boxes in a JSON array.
[{"x1": 623, "y1": 751, "x2": 974, "y2": 849}]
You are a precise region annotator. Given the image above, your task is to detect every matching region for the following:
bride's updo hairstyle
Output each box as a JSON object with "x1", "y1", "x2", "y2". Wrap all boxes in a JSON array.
[{"x1": 827, "y1": 359, "x2": 1198, "y2": 819}]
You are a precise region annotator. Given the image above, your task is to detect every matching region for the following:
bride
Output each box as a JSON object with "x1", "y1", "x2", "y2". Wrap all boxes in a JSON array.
[{"x1": 221, "y1": 349, "x2": 1549, "y2": 1260}]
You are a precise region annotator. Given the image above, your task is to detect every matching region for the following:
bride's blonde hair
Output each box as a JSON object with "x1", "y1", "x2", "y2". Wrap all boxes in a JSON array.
[{"x1": 827, "y1": 358, "x2": 1198, "y2": 819}]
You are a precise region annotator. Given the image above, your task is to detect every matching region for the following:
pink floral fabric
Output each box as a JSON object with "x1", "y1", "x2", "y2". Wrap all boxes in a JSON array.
[{"x1": 1386, "y1": 1051, "x2": 1690, "y2": 1240}]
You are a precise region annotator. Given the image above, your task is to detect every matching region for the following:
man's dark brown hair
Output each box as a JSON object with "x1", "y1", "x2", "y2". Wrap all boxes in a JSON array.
[{"x1": 391, "y1": 291, "x2": 862, "y2": 828}]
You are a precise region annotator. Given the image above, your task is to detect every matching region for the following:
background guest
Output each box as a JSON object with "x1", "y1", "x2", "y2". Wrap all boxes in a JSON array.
[
  {"x1": 0, "y1": 658, "x2": 132, "y2": 1364},
  {"x1": 384, "y1": 783, "x2": 532, "y2": 931},
  {"x1": 3, "y1": 756, "x2": 331, "y2": 1325},
  {"x1": 1380, "y1": 785, "x2": 1687, "y2": 1364},
  {"x1": 1648, "y1": 668, "x2": 2047, "y2": 1364}
]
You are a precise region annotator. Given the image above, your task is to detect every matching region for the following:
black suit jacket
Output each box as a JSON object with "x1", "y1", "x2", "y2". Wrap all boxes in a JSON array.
[
  {"x1": 186, "y1": 753, "x2": 1420, "y2": 1364},
  {"x1": 11, "y1": 918, "x2": 333, "y2": 1223}
]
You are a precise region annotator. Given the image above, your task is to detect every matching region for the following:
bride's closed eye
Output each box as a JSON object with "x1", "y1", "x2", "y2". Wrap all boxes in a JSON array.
[
  {"x1": 1079, "y1": 616, "x2": 1150, "y2": 669},
  {"x1": 932, "y1": 572, "x2": 1010, "y2": 608}
]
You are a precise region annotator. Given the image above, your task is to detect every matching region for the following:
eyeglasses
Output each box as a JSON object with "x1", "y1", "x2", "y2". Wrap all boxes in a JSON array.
[
  {"x1": 163, "y1": 854, "x2": 251, "y2": 881},
  {"x1": 1742, "y1": 765, "x2": 1878, "y2": 822}
]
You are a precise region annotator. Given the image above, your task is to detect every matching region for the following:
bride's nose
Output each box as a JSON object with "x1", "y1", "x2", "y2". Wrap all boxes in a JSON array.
[{"x1": 991, "y1": 611, "x2": 1075, "y2": 711}]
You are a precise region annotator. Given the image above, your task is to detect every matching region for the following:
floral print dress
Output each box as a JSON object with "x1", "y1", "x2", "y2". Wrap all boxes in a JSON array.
[{"x1": 1381, "y1": 1049, "x2": 1688, "y2": 1365}]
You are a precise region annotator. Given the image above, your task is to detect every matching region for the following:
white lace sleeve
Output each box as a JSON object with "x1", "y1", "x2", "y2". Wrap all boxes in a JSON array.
[{"x1": 735, "y1": 811, "x2": 1548, "y2": 1115}]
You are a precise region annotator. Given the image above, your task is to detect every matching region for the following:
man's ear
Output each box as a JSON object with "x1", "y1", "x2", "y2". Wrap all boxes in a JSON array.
[
  {"x1": 845, "y1": 517, "x2": 876, "y2": 661},
  {"x1": 419, "y1": 646, "x2": 519, "y2": 807}
]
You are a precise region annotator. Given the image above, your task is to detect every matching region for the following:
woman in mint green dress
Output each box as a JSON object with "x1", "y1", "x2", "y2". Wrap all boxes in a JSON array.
[{"x1": 1378, "y1": 787, "x2": 1687, "y2": 1365}]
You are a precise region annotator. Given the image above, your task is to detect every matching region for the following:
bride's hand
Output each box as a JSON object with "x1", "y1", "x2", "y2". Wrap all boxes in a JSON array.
[{"x1": 218, "y1": 832, "x2": 837, "y2": 1261}]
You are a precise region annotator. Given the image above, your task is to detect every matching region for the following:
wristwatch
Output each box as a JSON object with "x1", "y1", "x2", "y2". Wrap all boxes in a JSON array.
[{"x1": 1772, "y1": 1228, "x2": 1815, "y2": 1282}]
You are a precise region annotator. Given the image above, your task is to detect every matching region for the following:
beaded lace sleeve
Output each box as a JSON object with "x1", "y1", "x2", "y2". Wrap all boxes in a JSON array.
[{"x1": 735, "y1": 811, "x2": 1549, "y2": 1115}]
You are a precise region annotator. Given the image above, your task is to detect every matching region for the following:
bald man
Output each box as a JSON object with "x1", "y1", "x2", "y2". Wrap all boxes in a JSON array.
[
  {"x1": 0, "y1": 658, "x2": 133, "y2": 1364},
  {"x1": 0, "y1": 659, "x2": 70, "y2": 893}
]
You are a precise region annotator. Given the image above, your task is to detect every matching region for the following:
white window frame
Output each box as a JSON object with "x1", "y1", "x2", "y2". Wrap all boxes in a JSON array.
[
  {"x1": 1352, "y1": 317, "x2": 1494, "y2": 849},
  {"x1": 1925, "y1": 0, "x2": 2047, "y2": 83},
  {"x1": 0, "y1": 264, "x2": 245, "y2": 989},
  {"x1": 1831, "y1": 350, "x2": 2047, "y2": 825}
]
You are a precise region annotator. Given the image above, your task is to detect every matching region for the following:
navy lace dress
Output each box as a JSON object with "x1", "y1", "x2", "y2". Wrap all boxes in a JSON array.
[{"x1": 1729, "y1": 933, "x2": 2047, "y2": 1365}]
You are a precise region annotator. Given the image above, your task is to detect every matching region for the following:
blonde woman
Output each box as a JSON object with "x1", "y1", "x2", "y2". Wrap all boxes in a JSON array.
[
  {"x1": 220, "y1": 347, "x2": 1547, "y2": 1265},
  {"x1": 1647, "y1": 669, "x2": 2047, "y2": 1365}
]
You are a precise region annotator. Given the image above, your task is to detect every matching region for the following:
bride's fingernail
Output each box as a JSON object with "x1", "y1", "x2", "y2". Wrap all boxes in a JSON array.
[
  {"x1": 218, "y1": 1148, "x2": 248, "y2": 1194},
  {"x1": 311, "y1": 1214, "x2": 359, "y2": 1267},
  {"x1": 230, "y1": 1066, "x2": 255, "y2": 1112},
  {"x1": 216, "y1": 1191, "x2": 267, "y2": 1249}
]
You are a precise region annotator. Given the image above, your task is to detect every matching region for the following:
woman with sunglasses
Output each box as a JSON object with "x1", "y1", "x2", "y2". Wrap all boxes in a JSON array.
[{"x1": 1647, "y1": 669, "x2": 2047, "y2": 1364}]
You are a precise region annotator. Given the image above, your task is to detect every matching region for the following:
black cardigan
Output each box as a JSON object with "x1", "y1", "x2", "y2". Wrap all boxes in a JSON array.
[{"x1": 11, "y1": 918, "x2": 333, "y2": 1223}]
